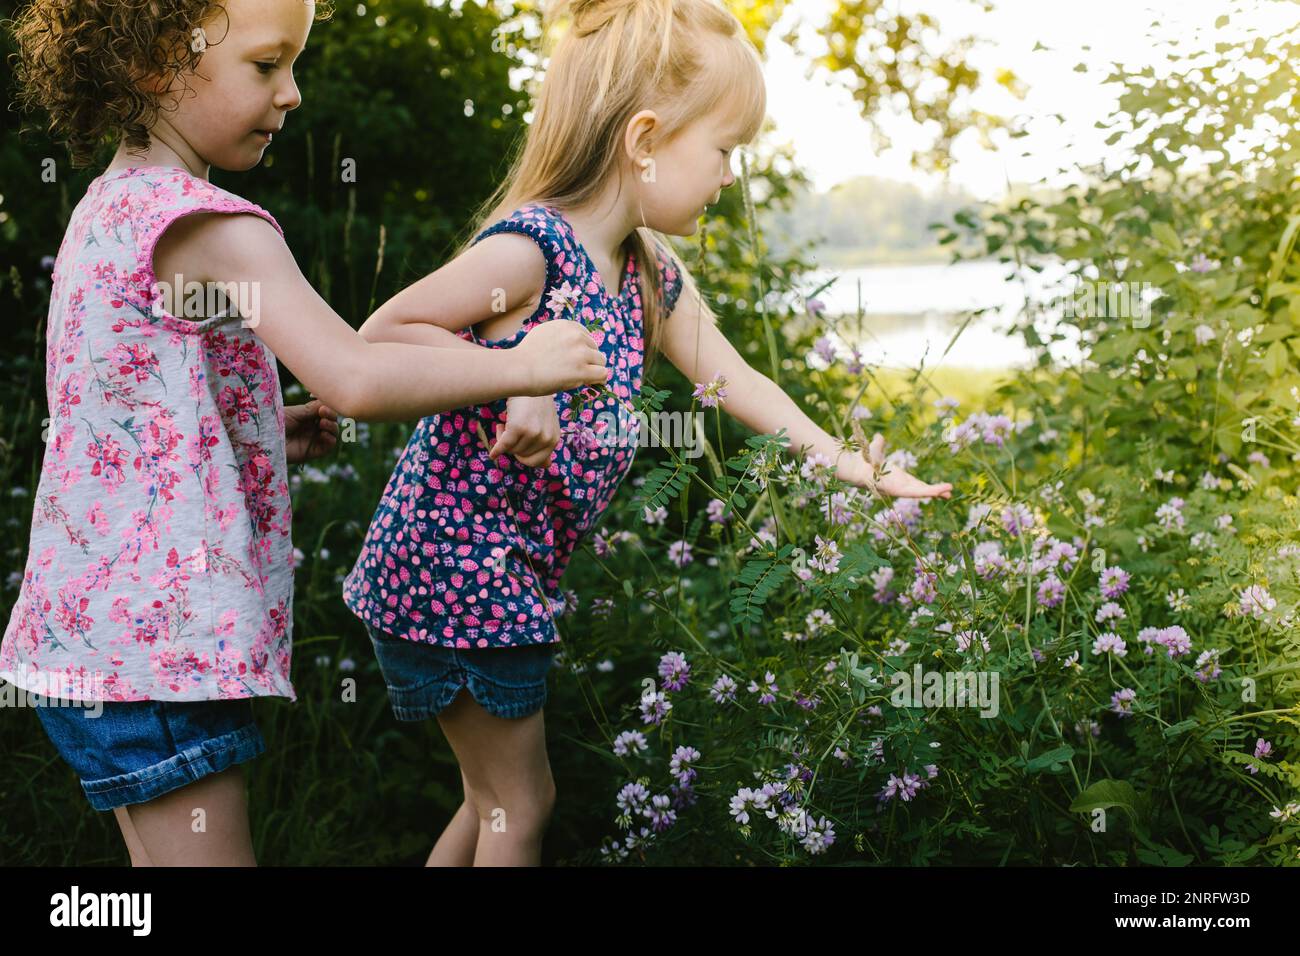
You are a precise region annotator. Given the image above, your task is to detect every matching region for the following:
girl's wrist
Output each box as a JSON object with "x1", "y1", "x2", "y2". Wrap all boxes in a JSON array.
[
  {"x1": 833, "y1": 448, "x2": 877, "y2": 492},
  {"x1": 832, "y1": 447, "x2": 859, "y2": 479},
  {"x1": 504, "y1": 351, "x2": 542, "y2": 396}
]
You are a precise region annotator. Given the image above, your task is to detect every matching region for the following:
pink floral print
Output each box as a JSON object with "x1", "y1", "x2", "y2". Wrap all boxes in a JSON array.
[{"x1": 1, "y1": 167, "x2": 298, "y2": 702}]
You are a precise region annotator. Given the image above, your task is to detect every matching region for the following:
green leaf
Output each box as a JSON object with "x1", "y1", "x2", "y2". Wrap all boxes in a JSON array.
[
  {"x1": 1069, "y1": 779, "x2": 1143, "y2": 826},
  {"x1": 1136, "y1": 842, "x2": 1195, "y2": 866},
  {"x1": 633, "y1": 461, "x2": 698, "y2": 511},
  {"x1": 1024, "y1": 745, "x2": 1075, "y2": 773},
  {"x1": 1265, "y1": 214, "x2": 1300, "y2": 303},
  {"x1": 1149, "y1": 221, "x2": 1181, "y2": 252},
  {"x1": 841, "y1": 541, "x2": 887, "y2": 577},
  {"x1": 729, "y1": 546, "x2": 794, "y2": 625},
  {"x1": 1264, "y1": 339, "x2": 1290, "y2": 378}
]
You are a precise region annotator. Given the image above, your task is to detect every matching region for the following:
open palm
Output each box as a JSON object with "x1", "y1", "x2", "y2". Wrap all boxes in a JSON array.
[{"x1": 842, "y1": 429, "x2": 953, "y2": 500}]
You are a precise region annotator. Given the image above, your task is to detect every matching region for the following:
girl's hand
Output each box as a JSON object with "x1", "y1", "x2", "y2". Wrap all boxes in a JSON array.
[
  {"x1": 515, "y1": 319, "x2": 608, "y2": 394},
  {"x1": 285, "y1": 398, "x2": 340, "y2": 464},
  {"x1": 836, "y1": 431, "x2": 954, "y2": 500},
  {"x1": 488, "y1": 396, "x2": 562, "y2": 468}
]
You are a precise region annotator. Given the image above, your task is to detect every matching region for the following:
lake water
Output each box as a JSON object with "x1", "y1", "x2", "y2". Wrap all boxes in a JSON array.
[{"x1": 803, "y1": 259, "x2": 1084, "y2": 370}]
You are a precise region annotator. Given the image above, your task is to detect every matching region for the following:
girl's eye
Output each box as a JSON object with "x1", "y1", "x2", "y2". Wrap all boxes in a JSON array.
[{"x1": 255, "y1": 61, "x2": 277, "y2": 74}]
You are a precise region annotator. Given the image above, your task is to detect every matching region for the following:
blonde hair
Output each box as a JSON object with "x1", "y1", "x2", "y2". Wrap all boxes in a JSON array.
[{"x1": 454, "y1": 0, "x2": 766, "y2": 369}]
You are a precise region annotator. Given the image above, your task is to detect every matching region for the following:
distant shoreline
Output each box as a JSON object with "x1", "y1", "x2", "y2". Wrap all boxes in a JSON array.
[{"x1": 797, "y1": 246, "x2": 991, "y2": 270}]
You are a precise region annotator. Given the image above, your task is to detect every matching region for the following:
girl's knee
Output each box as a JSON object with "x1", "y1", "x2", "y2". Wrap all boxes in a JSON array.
[
  {"x1": 469, "y1": 781, "x2": 556, "y2": 831},
  {"x1": 537, "y1": 779, "x2": 557, "y2": 818}
]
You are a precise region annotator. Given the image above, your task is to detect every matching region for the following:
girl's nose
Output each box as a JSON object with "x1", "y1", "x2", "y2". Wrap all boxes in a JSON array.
[{"x1": 277, "y1": 74, "x2": 302, "y2": 111}]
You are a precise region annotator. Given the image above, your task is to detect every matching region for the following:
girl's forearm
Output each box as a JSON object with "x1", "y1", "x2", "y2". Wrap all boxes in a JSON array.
[
  {"x1": 723, "y1": 371, "x2": 847, "y2": 463},
  {"x1": 348, "y1": 316, "x2": 538, "y2": 419},
  {"x1": 345, "y1": 342, "x2": 533, "y2": 422},
  {"x1": 359, "y1": 313, "x2": 485, "y2": 352}
]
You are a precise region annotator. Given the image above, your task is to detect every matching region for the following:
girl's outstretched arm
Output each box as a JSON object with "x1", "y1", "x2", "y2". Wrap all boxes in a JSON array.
[
  {"x1": 659, "y1": 267, "x2": 953, "y2": 500},
  {"x1": 152, "y1": 213, "x2": 606, "y2": 422}
]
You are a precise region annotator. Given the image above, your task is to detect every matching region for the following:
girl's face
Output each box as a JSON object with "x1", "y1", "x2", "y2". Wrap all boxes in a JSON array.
[
  {"x1": 155, "y1": 0, "x2": 313, "y2": 172},
  {"x1": 635, "y1": 106, "x2": 745, "y2": 236}
]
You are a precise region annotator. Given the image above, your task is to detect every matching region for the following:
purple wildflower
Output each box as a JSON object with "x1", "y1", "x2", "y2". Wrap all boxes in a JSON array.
[{"x1": 658, "y1": 651, "x2": 691, "y2": 691}]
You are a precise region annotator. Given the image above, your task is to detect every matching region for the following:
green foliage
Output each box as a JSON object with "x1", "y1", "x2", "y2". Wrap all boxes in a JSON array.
[
  {"x1": 729, "y1": 545, "x2": 795, "y2": 626},
  {"x1": 0, "y1": 0, "x2": 528, "y2": 327},
  {"x1": 800, "y1": 0, "x2": 1000, "y2": 173},
  {"x1": 1, "y1": 0, "x2": 1295, "y2": 869},
  {"x1": 558, "y1": 10, "x2": 1300, "y2": 867},
  {"x1": 633, "y1": 460, "x2": 698, "y2": 512}
]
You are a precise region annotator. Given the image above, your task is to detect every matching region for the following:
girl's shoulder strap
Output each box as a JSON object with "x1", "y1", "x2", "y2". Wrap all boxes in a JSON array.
[
  {"x1": 465, "y1": 203, "x2": 582, "y2": 340},
  {"x1": 647, "y1": 236, "x2": 685, "y2": 316},
  {"x1": 470, "y1": 202, "x2": 569, "y2": 264}
]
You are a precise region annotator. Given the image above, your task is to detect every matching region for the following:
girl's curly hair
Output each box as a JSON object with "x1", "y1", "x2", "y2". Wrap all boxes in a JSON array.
[{"x1": 8, "y1": 0, "x2": 333, "y2": 168}]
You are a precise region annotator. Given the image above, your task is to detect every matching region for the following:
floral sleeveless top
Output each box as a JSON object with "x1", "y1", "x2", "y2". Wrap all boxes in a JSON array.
[
  {"x1": 342, "y1": 203, "x2": 683, "y2": 648},
  {"x1": 0, "y1": 166, "x2": 297, "y2": 703}
]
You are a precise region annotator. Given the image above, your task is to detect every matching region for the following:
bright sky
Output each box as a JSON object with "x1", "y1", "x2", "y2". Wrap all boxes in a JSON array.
[{"x1": 763, "y1": 0, "x2": 1300, "y2": 200}]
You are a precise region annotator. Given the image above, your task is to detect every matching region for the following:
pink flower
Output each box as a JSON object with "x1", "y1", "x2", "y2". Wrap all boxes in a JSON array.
[
  {"x1": 813, "y1": 336, "x2": 837, "y2": 365},
  {"x1": 878, "y1": 771, "x2": 924, "y2": 803},
  {"x1": 1092, "y1": 632, "x2": 1127, "y2": 657},
  {"x1": 1110, "y1": 687, "x2": 1137, "y2": 717},
  {"x1": 1194, "y1": 648, "x2": 1222, "y2": 682},
  {"x1": 1037, "y1": 576, "x2": 1065, "y2": 608},
  {"x1": 692, "y1": 372, "x2": 728, "y2": 408},
  {"x1": 667, "y1": 540, "x2": 693, "y2": 567},
  {"x1": 1098, "y1": 566, "x2": 1130, "y2": 598},
  {"x1": 546, "y1": 281, "x2": 581, "y2": 316},
  {"x1": 1156, "y1": 625, "x2": 1191, "y2": 658},
  {"x1": 747, "y1": 670, "x2": 778, "y2": 705},
  {"x1": 1239, "y1": 584, "x2": 1276, "y2": 618}
]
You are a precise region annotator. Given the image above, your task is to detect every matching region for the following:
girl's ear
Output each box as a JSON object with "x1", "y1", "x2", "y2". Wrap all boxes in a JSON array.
[{"x1": 624, "y1": 109, "x2": 660, "y2": 168}]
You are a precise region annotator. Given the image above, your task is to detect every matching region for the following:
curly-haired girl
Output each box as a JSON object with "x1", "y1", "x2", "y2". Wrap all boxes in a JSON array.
[{"x1": 2, "y1": 0, "x2": 607, "y2": 865}]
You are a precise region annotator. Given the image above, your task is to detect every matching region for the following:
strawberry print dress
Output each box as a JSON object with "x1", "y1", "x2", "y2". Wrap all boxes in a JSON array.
[
  {"x1": 0, "y1": 166, "x2": 298, "y2": 703},
  {"x1": 342, "y1": 203, "x2": 683, "y2": 648}
]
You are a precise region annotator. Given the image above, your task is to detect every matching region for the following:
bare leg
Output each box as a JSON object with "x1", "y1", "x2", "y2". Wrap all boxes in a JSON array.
[
  {"x1": 434, "y1": 690, "x2": 556, "y2": 867},
  {"x1": 426, "y1": 779, "x2": 478, "y2": 867},
  {"x1": 112, "y1": 806, "x2": 153, "y2": 867},
  {"x1": 116, "y1": 764, "x2": 257, "y2": 866}
]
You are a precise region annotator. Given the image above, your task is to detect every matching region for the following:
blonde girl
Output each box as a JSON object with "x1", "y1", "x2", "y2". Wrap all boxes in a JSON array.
[{"x1": 345, "y1": 0, "x2": 952, "y2": 866}]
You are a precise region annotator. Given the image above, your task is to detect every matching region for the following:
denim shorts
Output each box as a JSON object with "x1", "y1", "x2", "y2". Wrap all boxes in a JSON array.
[
  {"x1": 365, "y1": 624, "x2": 558, "y2": 721},
  {"x1": 33, "y1": 696, "x2": 265, "y2": 812}
]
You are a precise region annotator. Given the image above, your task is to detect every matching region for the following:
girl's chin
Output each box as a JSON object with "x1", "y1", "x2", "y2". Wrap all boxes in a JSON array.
[
  {"x1": 216, "y1": 148, "x2": 270, "y2": 172},
  {"x1": 660, "y1": 215, "x2": 701, "y2": 238}
]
